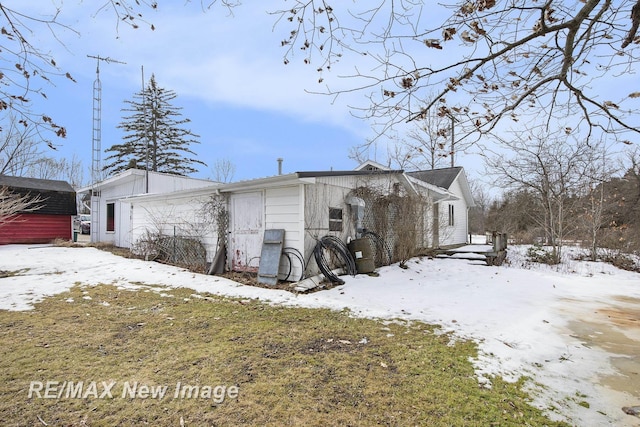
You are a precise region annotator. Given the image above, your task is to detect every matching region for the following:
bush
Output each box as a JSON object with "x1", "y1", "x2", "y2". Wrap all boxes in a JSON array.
[
  {"x1": 131, "y1": 231, "x2": 208, "y2": 273},
  {"x1": 526, "y1": 244, "x2": 560, "y2": 265},
  {"x1": 600, "y1": 250, "x2": 640, "y2": 273}
]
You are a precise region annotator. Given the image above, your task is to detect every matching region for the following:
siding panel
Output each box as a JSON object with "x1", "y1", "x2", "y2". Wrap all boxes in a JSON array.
[
  {"x1": 264, "y1": 186, "x2": 304, "y2": 280},
  {"x1": 130, "y1": 194, "x2": 220, "y2": 261},
  {"x1": 0, "y1": 214, "x2": 72, "y2": 244}
]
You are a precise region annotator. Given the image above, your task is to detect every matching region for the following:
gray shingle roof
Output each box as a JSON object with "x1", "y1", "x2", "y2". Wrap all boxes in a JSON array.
[
  {"x1": 0, "y1": 175, "x2": 75, "y2": 193},
  {"x1": 0, "y1": 175, "x2": 77, "y2": 215},
  {"x1": 407, "y1": 167, "x2": 463, "y2": 189}
]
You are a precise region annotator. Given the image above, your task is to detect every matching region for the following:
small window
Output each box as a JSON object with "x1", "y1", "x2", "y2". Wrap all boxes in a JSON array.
[
  {"x1": 106, "y1": 202, "x2": 115, "y2": 232},
  {"x1": 448, "y1": 204, "x2": 454, "y2": 227},
  {"x1": 329, "y1": 207, "x2": 343, "y2": 232}
]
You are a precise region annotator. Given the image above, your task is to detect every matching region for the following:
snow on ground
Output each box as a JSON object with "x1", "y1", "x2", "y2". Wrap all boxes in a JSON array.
[{"x1": 1, "y1": 243, "x2": 639, "y2": 426}]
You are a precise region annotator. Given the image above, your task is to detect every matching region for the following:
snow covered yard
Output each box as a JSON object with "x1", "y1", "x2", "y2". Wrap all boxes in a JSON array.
[{"x1": 0, "y1": 243, "x2": 639, "y2": 426}]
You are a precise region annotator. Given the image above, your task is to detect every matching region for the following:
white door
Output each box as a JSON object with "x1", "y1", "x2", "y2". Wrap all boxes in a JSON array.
[
  {"x1": 229, "y1": 192, "x2": 263, "y2": 272},
  {"x1": 116, "y1": 201, "x2": 132, "y2": 248}
]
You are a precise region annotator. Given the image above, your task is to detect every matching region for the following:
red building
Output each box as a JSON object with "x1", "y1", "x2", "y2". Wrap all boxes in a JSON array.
[{"x1": 0, "y1": 176, "x2": 77, "y2": 245}]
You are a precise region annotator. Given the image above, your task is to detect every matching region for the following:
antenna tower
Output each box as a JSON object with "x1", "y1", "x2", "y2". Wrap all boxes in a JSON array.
[{"x1": 87, "y1": 55, "x2": 126, "y2": 185}]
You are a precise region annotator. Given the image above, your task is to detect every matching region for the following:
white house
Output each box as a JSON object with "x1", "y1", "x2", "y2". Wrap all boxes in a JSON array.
[
  {"x1": 407, "y1": 166, "x2": 475, "y2": 247},
  {"x1": 84, "y1": 163, "x2": 474, "y2": 281},
  {"x1": 77, "y1": 169, "x2": 215, "y2": 247}
]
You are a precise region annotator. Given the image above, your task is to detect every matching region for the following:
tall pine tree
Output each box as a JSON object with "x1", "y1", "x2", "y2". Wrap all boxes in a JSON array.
[{"x1": 104, "y1": 74, "x2": 205, "y2": 176}]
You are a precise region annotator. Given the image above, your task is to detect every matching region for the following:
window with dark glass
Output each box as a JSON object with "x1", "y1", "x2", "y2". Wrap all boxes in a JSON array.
[
  {"x1": 107, "y1": 202, "x2": 115, "y2": 232},
  {"x1": 329, "y1": 207, "x2": 343, "y2": 232}
]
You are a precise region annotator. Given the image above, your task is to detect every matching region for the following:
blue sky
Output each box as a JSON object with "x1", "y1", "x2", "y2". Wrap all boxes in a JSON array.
[
  {"x1": 6, "y1": 2, "x2": 637, "y2": 190},
  {"x1": 3, "y1": 2, "x2": 386, "y2": 183},
  {"x1": 5, "y1": 1, "x2": 493, "y2": 186}
]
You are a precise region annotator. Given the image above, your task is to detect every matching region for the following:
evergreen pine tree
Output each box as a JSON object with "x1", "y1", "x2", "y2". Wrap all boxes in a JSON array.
[{"x1": 103, "y1": 74, "x2": 205, "y2": 176}]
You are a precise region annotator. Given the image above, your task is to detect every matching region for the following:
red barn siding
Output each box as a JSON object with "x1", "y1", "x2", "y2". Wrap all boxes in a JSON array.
[{"x1": 0, "y1": 214, "x2": 72, "y2": 245}]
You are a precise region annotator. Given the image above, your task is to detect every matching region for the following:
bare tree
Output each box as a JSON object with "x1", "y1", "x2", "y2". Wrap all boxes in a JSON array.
[
  {"x1": 275, "y1": 1, "x2": 640, "y2": 145},
  {"x1": 5, "y1": 2, "x2": 639, "y2": 149},
  {"x1": 487, "y1": 130, "x2": 600, "y2": 262},
  {"x1": 486, "y1": 189, "x2": 541, "y2": 243},
  {"x1": 211, "y1": 158, "x2": 236, "y2": 183},
  {"x1": 576, "y1": 148, "x2": 615, "y2": 261},
  {"x1": 602, "y1": 148, "x2": 640, "y2": 253},
  {"x1": 0, "y1": 186, "x2": 42, "y2": 228},
  {"x1": 25, "y1": 155, "x2": 85, "y2": 188},
  {"x1": 403, "y1": 112, "x2": 476, "y2": 170},
  {"x1": 0, "y1": 115, "x2": 43, "y2": 176},
  {"x1": 0, "y1": 119, "x2": 86, "y2": 186},
  {"x1": 468, "y1": 180, "x2": 491, "y2": 235},
  {"x1": 623, "y1": 148, "x2": 640, "y2": 214}
]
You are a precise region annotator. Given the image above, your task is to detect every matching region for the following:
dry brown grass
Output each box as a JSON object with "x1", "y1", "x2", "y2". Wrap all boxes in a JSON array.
[{"x1": 0, "y1": 284, "x2": 567, "y2": 426}]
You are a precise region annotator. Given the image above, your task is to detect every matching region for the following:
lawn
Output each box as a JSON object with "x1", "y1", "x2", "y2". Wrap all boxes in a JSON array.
[{"x1": 0, "y1": 282, "x2": 566, "y2": 426}]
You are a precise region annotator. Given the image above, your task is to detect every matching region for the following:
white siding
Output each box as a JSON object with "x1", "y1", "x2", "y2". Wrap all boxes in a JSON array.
[
  {"x1": 417, "y1": 195, "x2": 436, "y2": 249},
  {"x1": 99, "y1": 169, "x2": 472, "y2": 279},
  {"x1": 130, "y1": 193, "x2": 219, "y2": 261},
  {"x1": 438, "y1": 178, "x2": 469, "y2": 247},
  {"x1": 302, "y1": 178, "x2": 368, "y2": 277},
  {"x1": 301, "y1": 174, "x2": 440, "y2": 275},
  {"x1": 146, "y1": 173, "x2": 213, "y2": 193},
  {"x1": 89, "y1": 170, "x2": 214, "y2": 246},
  {"x1": 264, "y1": 185, "x2": 304, "y2": 281}
]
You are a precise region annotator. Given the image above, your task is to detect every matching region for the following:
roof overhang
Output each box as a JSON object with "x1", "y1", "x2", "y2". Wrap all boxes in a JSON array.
[
  {"x1": 123, "y1": 173, "x2": 317, "y2": 203},
  {"x1": 77, "y1": 169, "x2": 146, "y2": 194},
  {"x1": 454, "y1": 169, "x2": 476, "y2": 208},
  {"x1": 404, "y1": 175, "x2": 458, "y2": 201},
  {"x1": 218, "y1": 173, "x2": 316, "y2": 192}
]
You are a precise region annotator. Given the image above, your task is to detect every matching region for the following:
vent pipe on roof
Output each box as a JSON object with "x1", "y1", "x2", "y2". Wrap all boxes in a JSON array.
[{"x1": 277, "y1": 158, "x2": 283, "y2": 175}]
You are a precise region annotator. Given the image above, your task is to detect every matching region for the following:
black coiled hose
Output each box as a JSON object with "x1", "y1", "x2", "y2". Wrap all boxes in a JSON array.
[
  {"x1": 313, "y1": 236, "x2": 357, "y2": 284},
  {"x1": 282, "y1": 247, "x2": 305, "y2": 281}
]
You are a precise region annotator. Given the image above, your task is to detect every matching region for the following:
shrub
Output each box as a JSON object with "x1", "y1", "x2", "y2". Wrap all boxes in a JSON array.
[
  {"x1": 526, "y1": 244, "x2": 560, "y2": 265},
  {"x1": 600, "y1": 250, "x2": 640, "y2": 273}
]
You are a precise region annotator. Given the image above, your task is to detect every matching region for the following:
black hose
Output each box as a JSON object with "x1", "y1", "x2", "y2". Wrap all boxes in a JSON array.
[
  {"x1": 313, "y1": 236, "x2": 357, "y2": 283},
  {"x1": 283, "y1": 247, "x2": 305, "y2": 281},
  {"x1": 281, "y1": 251, "x2": 293, "y2": 281}
]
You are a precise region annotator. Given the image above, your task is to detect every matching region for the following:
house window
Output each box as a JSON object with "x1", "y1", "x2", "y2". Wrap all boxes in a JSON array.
[
  {"x1": 448, "y1": 204, "x2": 454, "y2": 227},
  {"x1": 329, "y1": 207, "x2": 343, "y2": 232},
  {"x1": 106, "y1": 203, "x2": 115, "y2": 232}
]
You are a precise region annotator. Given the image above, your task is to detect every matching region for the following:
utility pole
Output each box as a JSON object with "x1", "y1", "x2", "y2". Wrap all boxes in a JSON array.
[{"x1": 448, "y1": 113, "x2": 457, "y2": 168}]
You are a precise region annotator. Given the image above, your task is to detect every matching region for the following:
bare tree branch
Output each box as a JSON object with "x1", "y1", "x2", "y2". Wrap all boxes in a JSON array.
[
  {"x1": 622, "y1": 0, "x2": 640, "y2": 48},
  {"x1": 0, "y1": 1, "x2": 239, "y2": 144},
  {"x1": 0, "y1": 186, "x2": 42, "y2": 227},
  {"x1": 276, "y1": 1, "x2": 640, "y2": 144}
]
